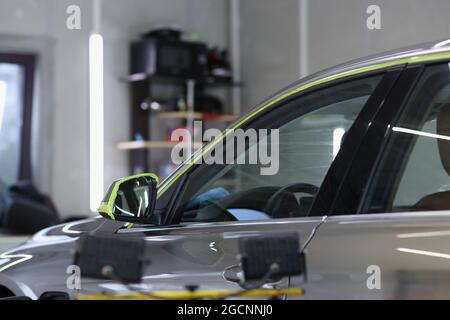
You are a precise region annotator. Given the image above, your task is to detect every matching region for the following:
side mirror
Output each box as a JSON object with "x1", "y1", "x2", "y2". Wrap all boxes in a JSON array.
[{"x1": 98, "y1": 173, "x2": 159, "y2": 223}]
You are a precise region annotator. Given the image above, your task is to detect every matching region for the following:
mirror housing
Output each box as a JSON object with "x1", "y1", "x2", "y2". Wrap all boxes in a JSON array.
[{"x1": 98, "y1": 173, "x2": 159, "y2": 223}]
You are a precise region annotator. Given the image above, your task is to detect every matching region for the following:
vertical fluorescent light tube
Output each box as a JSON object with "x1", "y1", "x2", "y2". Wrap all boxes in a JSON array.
[
  {"x1": 333, "y1": 127, "x2": 345, "y2": 160},
  {"x1": 89, "y1": 33, "x2": 104, "y2": 212}
]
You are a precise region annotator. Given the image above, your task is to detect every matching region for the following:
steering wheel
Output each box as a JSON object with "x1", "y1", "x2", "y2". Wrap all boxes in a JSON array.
[
  {"x1": 201, "y1": 199, "x2": 239, "y2": 221},
  {"x1": 263, "y1": 183, "x2": 319, "y2": 218}
]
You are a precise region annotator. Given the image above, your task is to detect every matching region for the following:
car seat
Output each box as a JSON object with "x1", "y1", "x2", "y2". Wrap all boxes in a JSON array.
[{"x1": 411, "y1": 104, "x2": 450, "y2": 211}]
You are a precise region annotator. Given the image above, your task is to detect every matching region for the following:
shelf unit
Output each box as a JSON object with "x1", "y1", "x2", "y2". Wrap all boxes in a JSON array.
[
  {"x1": 156, "y1": 111, "x2": 237, "y2": 122},
  {"x1": 121, "y1": 74, "x2": 239, "y2": 175}
]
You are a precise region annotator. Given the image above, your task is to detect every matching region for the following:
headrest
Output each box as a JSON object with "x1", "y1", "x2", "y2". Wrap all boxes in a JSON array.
[{"x1": 437, "y1": 104, "x2": 450, "y2": 175}]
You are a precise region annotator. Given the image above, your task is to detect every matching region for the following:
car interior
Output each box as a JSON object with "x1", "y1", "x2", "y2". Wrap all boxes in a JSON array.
[
  {"x1": 410, "y1": 103, "x2": 450, "y2": 211},
  {"x1": 365, "y1": 67, "x2": 450, "y2": 214},
  {"x1": 179, "y1": 77, "x2": 382, "y2": 222}
]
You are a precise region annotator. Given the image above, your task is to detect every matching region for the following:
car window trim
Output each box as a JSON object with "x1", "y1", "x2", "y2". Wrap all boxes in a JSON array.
[
  {"x1": 329, "y1": 65, "x2": 425, "y2": 215},
  {"x1": 165, "y1": 69, "x2": 398, "y2": 225},
  {"x1": 309, "y1": 67, "x2": 405, "y2": 216},
  {"x1": 357, "y1": 60, "x2": 450, "y2": 214}
]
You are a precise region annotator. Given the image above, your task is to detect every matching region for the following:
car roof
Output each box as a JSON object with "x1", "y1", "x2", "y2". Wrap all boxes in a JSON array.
[
  {"x1": 252, "y1": 38, "x2": 450, "y2": 112},
  {"x1": 301, "y1": 39, "x2": 450, "y2": 87}
]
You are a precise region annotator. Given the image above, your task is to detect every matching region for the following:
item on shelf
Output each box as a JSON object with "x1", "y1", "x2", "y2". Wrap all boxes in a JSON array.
[
  {"x1": 142, "y1": 95, "x2": 194, "y2": 114},
  {"x1": 207, "y1": 47, "x2": 232, "y2": 80},
  {"x1": 133, "y1": 133, "x2": 145, "y2": 142},
  {"x1": 142, "y1": 25, "x2": 182, "y2": 41},
  {"x1": 147, "y1": 94, "x2": 224, "y2": 114},
  {"x1": 130, "y1": 35, "x2": 208, "y2": 80},
  {"x1": 182, "y1": 31, "x2": 201, "y2": 42},
  {"x1": 149, "y1": 100, "x2": 162, "y2": 111},
  {"x1": 145, "y1": 97, "x2": 180, "y2": 113},
  {"x1": 123, "y1": 26, "x2": 239, "y2": 175},
  {"x1": 177, "y1": 97, "x2": 187, "y2": 111},
  {"x1": 140, "y1": 98, "x2": 164, "y2": 111}
]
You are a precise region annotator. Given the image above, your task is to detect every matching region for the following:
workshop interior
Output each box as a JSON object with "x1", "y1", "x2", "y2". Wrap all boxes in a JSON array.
[{"x1": 2, "y1": 0, "x2": 450, "y2": 302}]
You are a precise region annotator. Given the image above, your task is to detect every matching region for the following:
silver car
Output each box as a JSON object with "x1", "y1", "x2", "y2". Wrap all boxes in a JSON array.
[{"x1": 2, "y1": 39, "x2": 450, "y2": 299}]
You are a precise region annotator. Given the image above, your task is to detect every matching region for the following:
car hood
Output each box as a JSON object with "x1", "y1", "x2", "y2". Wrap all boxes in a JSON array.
[{"x1": 0, "y1": 217, "x2": 106, "y2": 299}]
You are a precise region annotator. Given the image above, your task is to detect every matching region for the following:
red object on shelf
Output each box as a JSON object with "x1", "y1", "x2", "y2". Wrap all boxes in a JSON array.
[{"x1": 202, "y1": 112, "x2": 222, "y2": 121}]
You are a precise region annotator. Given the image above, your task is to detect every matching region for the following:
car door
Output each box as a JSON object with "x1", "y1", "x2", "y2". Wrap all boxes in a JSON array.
[
  {"x1": 294, "y1": 60, "x2": 450, "y2": 299},
  {"x1": 114, "y1": 67, "x2": 401, "y2": 297}
]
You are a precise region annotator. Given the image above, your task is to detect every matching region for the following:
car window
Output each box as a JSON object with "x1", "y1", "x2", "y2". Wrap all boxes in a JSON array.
[
  {"x1": 363, "y1": 63, "x2": 450, "y2": 213},
  {"x1": 175, "y1": 75, "x2": 383, "y2": 223}
]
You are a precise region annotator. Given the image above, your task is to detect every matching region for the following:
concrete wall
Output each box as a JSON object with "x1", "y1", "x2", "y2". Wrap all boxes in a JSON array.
[
  {"x1": 239, "y1": 0, "x2": 300, "y2": 111},
  {"x1": 307, "y1": 0, "x2": 450, "y2": 74},
  {"x1": 239, "y1": 0, "x2": 450, "y2": 112},
  {"x1": 0, "y1": 0, "x2": 229, "y2": 219}
]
